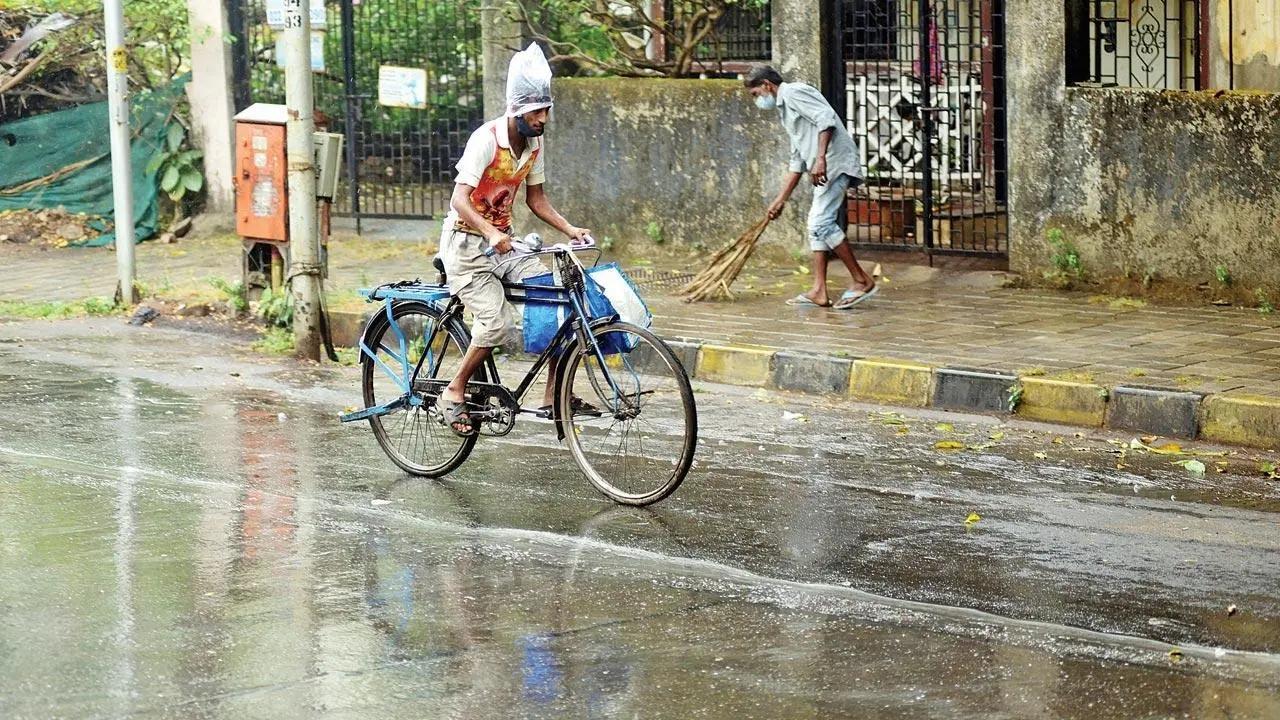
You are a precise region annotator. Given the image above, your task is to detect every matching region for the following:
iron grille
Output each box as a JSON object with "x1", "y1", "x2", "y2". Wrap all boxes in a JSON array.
[
  {"x1": 1067, "y1": 0, "x2": 1202, "y2": 90},
  {"x1": 841, "y1": 0, "x2": 1008, "y2": 258}
]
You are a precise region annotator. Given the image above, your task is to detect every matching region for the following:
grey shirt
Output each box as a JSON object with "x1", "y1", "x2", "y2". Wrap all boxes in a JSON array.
[{"x1": 776, "y1": 82, "x2": 862, "y2": 180}]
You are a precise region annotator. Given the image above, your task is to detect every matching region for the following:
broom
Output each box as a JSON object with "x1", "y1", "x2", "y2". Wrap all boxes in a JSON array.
[{"x1": 677, "y1": 217, "x2": 771, "y2": 302}]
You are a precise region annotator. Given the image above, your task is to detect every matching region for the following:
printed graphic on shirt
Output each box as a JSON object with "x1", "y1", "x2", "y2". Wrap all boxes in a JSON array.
[{"x1": 456, "y1": 126, "x2": 540, "y2": 234}]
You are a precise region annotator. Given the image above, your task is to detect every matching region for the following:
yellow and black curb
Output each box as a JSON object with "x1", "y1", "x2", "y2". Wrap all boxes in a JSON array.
[{"x1": 326, "y1": 310, "x2": 1280, "y2": 451}]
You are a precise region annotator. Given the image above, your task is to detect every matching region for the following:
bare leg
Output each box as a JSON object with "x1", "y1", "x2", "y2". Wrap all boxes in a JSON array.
[
  {"x1": 831, "y1": 241, "x2": 874, "y2": 291},
  {"x1": 442, "y1": 344, "x2": 492, "y2": 430},
  {"x1": 806, "y1": 250, "x2": 831, "y2": 305}
]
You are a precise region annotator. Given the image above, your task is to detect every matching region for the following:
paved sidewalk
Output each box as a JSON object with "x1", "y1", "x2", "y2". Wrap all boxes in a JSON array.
[{"x1": 3, "y1": 231, "x2": 1279, "y2": 448}]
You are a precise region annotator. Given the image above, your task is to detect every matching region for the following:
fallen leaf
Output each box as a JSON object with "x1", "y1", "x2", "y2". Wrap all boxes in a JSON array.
[
  {"x1": 935, "y1": 440, "x2": 966, "y2": 451},
  {"x1": 895, "y1": 426, "x2": 909, "y2": 435},
  {"x1": 964, "y1": 512, "x2": 982, "y2": 525},
  {"x1": 1150, "y1": 442, "x2": 1184, "y2": 455},
  {"x1": 1173, "y1": 459, "x2": 1206, "y2": 477},
  {"x1": 1033, "y1": 452, "x2": 1048, "y2": 460},
  {"x1": 935, "y1": 422, "x2": 954, "y2": 433},
  {"x1": 1168, "y1": 647, "x2": 1184, "y2": 662},
  {"x1": 989, "y1": 431, "x2": 1006, "y2": 441},
  {"x1": 1052, "y1": 437, "x2": 1064, "y2": 444},
  {"x1": 782, "y1": 411, "x2": 805, "y2": 421}
]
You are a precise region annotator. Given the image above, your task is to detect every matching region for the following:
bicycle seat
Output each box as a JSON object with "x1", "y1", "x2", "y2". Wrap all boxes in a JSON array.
[{"x1": 432, "y1": 256, "x2": 447, "y2": 284}]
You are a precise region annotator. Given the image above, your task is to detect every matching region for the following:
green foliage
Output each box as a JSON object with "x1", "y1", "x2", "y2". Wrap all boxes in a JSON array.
[
  {"x1": 1214, "y1": 264, "x2": 1232, "y2": 286},
  {"x1": 1043, "y1": 228, "x2": 1083, "y2": 286},
  {"x1": 507, "y1": 0, "x2": 770, "y2": 77},
  {"x1": 1257, "y1": 288, "x2": 1275, "y2": 315},
  {"x1": 252, "y1": 327, "x2": 295, "y2": 356},
  {"x1": 599, "y1": 235, "x2": 616, "y2": 251},
  {"x1": 334, "y1": 346, "x2": 361, "y2": 367},
  {"x1": 1005, "y1": 383, "x2": 1024, "y2": 412},
  {"x1": 207, "y1": 276, "x2": 248, "y2": 314},
  {"x1": 0, "y1": 297, "x2": 117, "y2": 319},
  {"x1": 257, "y1": 287, "x2": 294, "y2": 329},
  {"x1": 246, "y1": 1, "x2": 482, "y2": 138},
  {"x1": 81, "y1": 296, "x2": 119, "y2": 316},
  {"x1": 145, "y1": 123, "x2": 204, "y2": 216},
  {"x1": 3, "y1": 0, "x2": 190, "y2": 120},
  {"x1": 645, "y1": 220, "x2": 665, "y2": 245}
]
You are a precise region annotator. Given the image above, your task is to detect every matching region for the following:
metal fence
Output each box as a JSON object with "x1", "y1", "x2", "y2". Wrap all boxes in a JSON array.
[
  {"x1": 228, "y1": 0, "x2": 484, "y2": 223},
  {"x1": 841, "y1": 0, "x2": 1008, "y2": 258},
  {"x1": 1065, "y1": 0, "x2": 1202, "y2": 90}
]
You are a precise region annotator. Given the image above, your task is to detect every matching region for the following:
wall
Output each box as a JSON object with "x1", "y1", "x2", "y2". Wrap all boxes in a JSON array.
[
  {"x1": 1008, "y1": 0, "x2": 1280, "y2": 288},
  {"x1": 512, "y1": 78, "x2": 810, "y2": 252}
]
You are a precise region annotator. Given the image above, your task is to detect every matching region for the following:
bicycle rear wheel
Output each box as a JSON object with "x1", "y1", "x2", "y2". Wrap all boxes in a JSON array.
[
  {"x1": 560, "y1": 322, "x2": 697, "y2": 506},
  {"x1": 361, "y1": 301, "x2": 479, "y2": 477}
]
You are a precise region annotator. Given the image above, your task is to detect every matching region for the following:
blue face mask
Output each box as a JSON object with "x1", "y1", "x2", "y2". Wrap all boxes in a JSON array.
[{"x1": 755, "y1": 94, "x2": 777, "y2": 110}]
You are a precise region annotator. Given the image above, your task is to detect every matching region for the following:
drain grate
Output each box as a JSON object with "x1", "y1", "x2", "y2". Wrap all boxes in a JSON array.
[{"x1": 625, "y1": 267, "x2": 695, "y2": 290}]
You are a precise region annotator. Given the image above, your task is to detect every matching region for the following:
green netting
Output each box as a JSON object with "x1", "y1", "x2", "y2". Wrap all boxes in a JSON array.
[{"x1": 0, "y1": 79, "x2": 187, "y2": 247}]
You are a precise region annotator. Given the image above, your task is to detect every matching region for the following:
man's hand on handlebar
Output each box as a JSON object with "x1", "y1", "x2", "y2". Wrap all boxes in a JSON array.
[
  {"x1": 566, "y1": 226, "x2": 593, "y2": 246},
  {"x1": 486, "y1": 231, "x2": 513, "y2": 255}
]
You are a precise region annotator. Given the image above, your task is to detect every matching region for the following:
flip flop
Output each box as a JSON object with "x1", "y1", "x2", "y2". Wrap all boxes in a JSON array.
[
  {"x1": 834, "y1": 284, "x2": 879, "y2": 310},
  {"x1": 785, "y1": 293, "x2": 832, "y2": 308},
  {"x1": 440, "y1": 400, "x2": 476, "y2": 437}
]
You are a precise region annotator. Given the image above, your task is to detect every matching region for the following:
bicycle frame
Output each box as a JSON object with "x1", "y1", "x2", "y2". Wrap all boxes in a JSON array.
[{"x1": 338, "y1": 248, "x2": 630, "y2": 425}]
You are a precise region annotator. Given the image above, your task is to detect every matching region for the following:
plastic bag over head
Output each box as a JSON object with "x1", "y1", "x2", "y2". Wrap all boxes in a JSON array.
[{"x1": 506, "y1": 43, "x2": 553, "y2": 117}]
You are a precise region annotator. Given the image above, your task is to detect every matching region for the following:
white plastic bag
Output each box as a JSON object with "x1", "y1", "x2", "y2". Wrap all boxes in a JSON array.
[
  {"x1": 588, "y1": 264, "x2": 652, "y2": 330},
  {"x1": 506, "y1": 44, "x2": 554, "y2": 116}
]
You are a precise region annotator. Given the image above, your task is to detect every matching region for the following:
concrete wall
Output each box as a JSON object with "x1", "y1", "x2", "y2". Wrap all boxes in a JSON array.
[
  {"x1": 185, "y1": 0, "x2": 236, "y2": 217},
  {"x1": 1008, "y1": 0, "x2": 1280, "y2": 288},
  {"x1": 513, "y1": 78, "x2": 810, "y2": 251}
]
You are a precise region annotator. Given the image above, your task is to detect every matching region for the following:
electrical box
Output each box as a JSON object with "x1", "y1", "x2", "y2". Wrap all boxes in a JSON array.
[
  {"x1": 234, "y1": 103, "x2": 289, "y2": 243},
  {"x1": 313, "y1": 132, "x2": 344, "y2": 199},
  {"x1": 233, "y1": 103, "x2": 343, "y2": 297}
]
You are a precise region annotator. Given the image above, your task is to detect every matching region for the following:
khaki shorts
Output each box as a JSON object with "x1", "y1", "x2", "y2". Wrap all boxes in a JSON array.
[{"x1": 437, "y1": 227, "x2": 547, "y2": 348}]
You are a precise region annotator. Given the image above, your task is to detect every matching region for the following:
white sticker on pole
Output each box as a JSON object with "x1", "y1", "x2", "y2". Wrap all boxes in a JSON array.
[
  {"x1": 274, "y1": 31, "x2": 325, "y2": 72},
  {"x1": 266, "y1": 0, "x2": 326, "y2": 28},
  {"x1": 378, "y1": 66, "x2": 428, "y2": 109}
]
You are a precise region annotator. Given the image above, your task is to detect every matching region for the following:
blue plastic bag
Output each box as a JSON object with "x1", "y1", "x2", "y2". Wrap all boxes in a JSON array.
[{"x1": 522, "y1": 271, "x2": 615, "y2": 354}]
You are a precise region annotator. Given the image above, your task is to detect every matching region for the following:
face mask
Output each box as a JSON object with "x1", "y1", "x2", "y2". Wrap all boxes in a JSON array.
[
  {"x1": 755, "y1": 94, "x2": 776, "y2": 110},
  {"x1": 515, "y1": 115, "x2": 544, "y2": 137}
]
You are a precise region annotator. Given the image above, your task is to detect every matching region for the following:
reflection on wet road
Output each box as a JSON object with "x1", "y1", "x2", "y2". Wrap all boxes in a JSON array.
[{"x1": 1, "y1": 320, "x2": 1278, "y2": 719}]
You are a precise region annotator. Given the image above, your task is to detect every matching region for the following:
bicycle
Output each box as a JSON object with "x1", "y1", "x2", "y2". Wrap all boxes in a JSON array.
[{"x1": 339, "y1": 237, "x2": 697, "y2": 506}]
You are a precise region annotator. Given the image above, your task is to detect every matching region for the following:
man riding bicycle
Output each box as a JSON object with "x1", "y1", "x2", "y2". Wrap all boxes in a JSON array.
[{"x1": 437, "y1": 44, "x2": 592, "y2": 435}]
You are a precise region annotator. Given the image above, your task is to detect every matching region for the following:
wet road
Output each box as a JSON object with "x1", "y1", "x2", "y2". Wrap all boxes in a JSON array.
[{"x1": 1, "y1": 319, "x2": 1278, "y2": 719}]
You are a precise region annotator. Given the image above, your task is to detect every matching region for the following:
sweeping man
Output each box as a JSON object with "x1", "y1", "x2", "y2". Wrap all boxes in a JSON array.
[{"x1": 745, "y1": 64, "x2": 878, "y2": 309}]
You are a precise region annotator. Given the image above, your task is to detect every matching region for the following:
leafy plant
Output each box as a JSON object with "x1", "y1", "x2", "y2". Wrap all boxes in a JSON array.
[
  {"x1": 82, "y1": 296, "x2": 118, "y2": 316},
  {"x1": 645, "y1": 220, "x2": 665, "y2": 246},
  {"x1": 1044, "y1": 226, "x2": 1085, "y2": 283},
  {"x1": 208, "y1": 276, "x2": 248, "y2": 314},
  {"x1": 257, "y1": 287, "x2": 294, "y2": 329},
  {"x1": 1256, "y1": 288, "x2": 1274, "y2": 315},
  {"x1": 252, "y1": 327, "x2": 295, "y2": 356},
  {"x1": 146, "y1": 123, "x2": 204, "y2": 223},
  {"x1": 1214, "y1": 264, "x2": 1232, "y2": 286},
  {"x1": 1006, "y1": 383, "x2": 1024, "y2": 412}
]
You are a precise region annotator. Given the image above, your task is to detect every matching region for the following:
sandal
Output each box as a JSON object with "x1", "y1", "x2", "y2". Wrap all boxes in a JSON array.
[
  {"x1": 833, "y1": 284, "x2": 879, "y2": 310},
  {"x1": 785, "y1": 293, "x2": 832, "y2": 307},
  {"x1": 440, "y1": 400, "x2": 476, "y2": 437}
]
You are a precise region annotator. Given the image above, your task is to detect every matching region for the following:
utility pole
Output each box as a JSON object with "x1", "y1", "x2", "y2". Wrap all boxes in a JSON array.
[
  {"x1": 104, "y1": 0, "x2": 136, "y2": 305},
  {"x1": 282, "y1": 0, "x2": 322, "y2": 360}
]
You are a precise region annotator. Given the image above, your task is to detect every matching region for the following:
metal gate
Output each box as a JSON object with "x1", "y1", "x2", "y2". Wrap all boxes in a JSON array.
[
  {"x1": 228, "y1": 0, "x2": 484, "y2": 226},
  {"x1": 841, "y1": 0, "x2": 1007, "y2": 258}
]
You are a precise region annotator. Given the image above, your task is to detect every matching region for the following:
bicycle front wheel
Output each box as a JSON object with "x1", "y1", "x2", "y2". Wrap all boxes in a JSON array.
[
  {"x1": 560, "y1": 322, "x2": 697, "y2": 506},
  {"x1": 361, "y1": 300, "x2": 478, "y2": 477}
]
